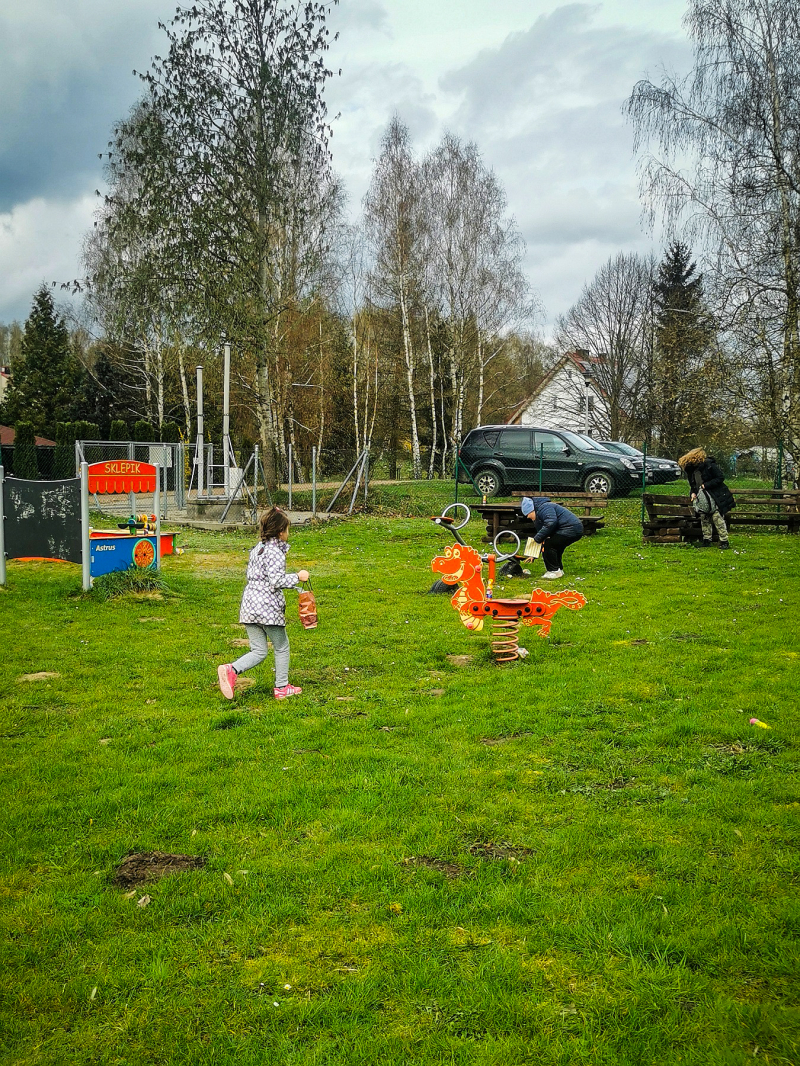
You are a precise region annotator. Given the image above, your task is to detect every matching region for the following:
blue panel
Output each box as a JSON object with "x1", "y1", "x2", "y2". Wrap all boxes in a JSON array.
[{"x1": 90, "y1": 536, "x2": 157, "y2": 576}]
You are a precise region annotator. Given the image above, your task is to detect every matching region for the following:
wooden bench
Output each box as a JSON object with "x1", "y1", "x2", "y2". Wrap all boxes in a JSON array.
[
  {"x1": 642, "y1": 489, "x2": 800, "y2": 543},
  {"x1": 474, "y1": 492, "x2": 608, "y2": 548}
]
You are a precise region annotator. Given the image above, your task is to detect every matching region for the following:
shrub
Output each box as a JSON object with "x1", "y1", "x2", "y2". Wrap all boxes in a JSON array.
[
  {"x1": 13, "y1": 422, "x2": 38, "y2": 478},
  {"x1": 134, "y1": 420, "x2": 156, "y2": 443},
  {"x1": 110, "y1": 420, "x2": 129, "y2": 442},
  {"x1": 90, "y1": 566, "x2": 170, "y2": 601},
  {"x1": 54, "y1": 422, "x2": 75, "y2": 479},
  {"x1": 160, "y1": 421, "x2": 181, "y2": 443}
]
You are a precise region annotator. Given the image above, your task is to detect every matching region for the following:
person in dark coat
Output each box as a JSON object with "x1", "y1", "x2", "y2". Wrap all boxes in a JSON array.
[
  {"x1": 678, "y1": 448, "x2": 735, "y2": 549},
  {"x1": 520, "y1": 496, "x2": 584, "y2": 578}
]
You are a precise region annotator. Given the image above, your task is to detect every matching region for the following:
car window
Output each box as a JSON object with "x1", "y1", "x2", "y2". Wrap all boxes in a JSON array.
[
  {"x1": 481, "y1": 430, "x2": 500, "y2": 448},
  {"x1": 497, "y1": 429, "x2": 532, "y2": 456},
  {"x1": 605, "y1": 441, "x2": 642, "y2": 457},
  {"x1": 533, "y1": 431, "x2": 567, "y2": 455},
  {"x1": 560, "y1": 430, "x2": 605, "y2": 452}
]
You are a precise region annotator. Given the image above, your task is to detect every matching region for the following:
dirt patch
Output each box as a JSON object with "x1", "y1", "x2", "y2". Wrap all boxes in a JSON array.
[
  {"x1": 17, "y1": 672, "x2": 60, "y2": 682},
  {"x1": 446, "y1": 655, "x2": 474, "y2": 667},
  {"x1": 402, "y1": 855, "x2": 467, "y2": 879},
  {"x1": 480, "y1": 731, "x2": 533, "y2": 746},
  {"x1": 113, "y1": 851, "x2": 206, "y2": 887},
  {"x1": 468, "y1": 841, "x2": 535, "y2": 861},
  {"x1": 229, "y1": 638, "x2": 250, "y2": 647}
]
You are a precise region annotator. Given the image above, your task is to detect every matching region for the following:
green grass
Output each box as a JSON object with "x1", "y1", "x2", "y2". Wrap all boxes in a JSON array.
[{"x1": 1, "y1": 489, "x2": 799, "y2": 1065}]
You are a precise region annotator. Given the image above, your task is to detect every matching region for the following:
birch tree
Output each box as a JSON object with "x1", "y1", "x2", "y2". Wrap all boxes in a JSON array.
[
  {"x1": 627, "y1": 0, "x2": 800, "y2": 474},
  {"x1": 363, "y1": 117, "x2": 424, "y2": 478},
  {"x1": 103, "y1": 0, "x2": 339, "y2": 485},
  {"x1": 556, "y1": 252, "x2": 655, "y2": 440}
]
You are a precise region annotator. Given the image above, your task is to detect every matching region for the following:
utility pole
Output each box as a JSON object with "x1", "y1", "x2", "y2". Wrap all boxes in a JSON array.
[{"x1": 195, "y1": 364, "x2": 205, "y2": 497}]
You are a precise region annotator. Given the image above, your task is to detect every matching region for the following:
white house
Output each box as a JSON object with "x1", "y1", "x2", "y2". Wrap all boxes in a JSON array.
[{"x1": 507, "y1": 350, "x2": 610, "y2": 436}]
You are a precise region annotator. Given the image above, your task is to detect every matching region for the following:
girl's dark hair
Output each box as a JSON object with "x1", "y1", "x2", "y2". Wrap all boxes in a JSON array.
[{"x1": 259, "y1": 507, "x2": 290, "y2": 543}]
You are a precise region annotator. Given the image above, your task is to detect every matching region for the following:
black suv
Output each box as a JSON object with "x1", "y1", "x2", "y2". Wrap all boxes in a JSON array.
[{"x1": 458, "y1": 425, "x2": 641, "y2": 497}]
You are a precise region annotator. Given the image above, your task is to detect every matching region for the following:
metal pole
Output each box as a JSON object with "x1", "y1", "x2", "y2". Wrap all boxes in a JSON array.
[
  {"x1": 538, "y1": 443, "x2": 543, "y2": 493},
  {"x1": 0, "y1": 466, "x2": 6, "y2": 587},
  {"x1": 312, "y1": 446, "x2": 317, "y2": 517},
  {"x1": 584, "y1": 377, "x2": 590, "y2": 433},
  {"x1": 196, "y1": 364, "x2": 205, "y2": 498},
  {"x1": 253, "y1": 444, "x2": 260, "y2": 516},
  {"x1": 641, "y1": 441, "x2": 647, "y2": 528},
  {"x1": 80, "y1": 462, "x2": 91, "y2": 591},
  {"x1": 223, "y1": 342, "x2": 231, "y2": 498},
  {"x1": 154, "y1": 466, "x2": 161, "y2": 572},
  {"x1": 128, "y1": 441, "x2": 135, "y2": 516},
  {"x1": 288, "y1": 443, "x2": 293, "y2": 510}
]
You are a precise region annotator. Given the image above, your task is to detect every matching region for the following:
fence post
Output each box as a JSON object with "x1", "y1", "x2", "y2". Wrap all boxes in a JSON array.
[
  {"x1": 154, "y1": 465, "x2": 161, "y2": 572},
  {"x1": 253, "y1": 445, "x2": 260, "y2": 516},
  {"x1": 128, "y1": 441, "x2": 135, "y2": 516},
  {"x1": 292, "y1": 439, "x2": 298, "y2": 509},
  {"x1": 774, "y1": 442, "x2": 784, "y2": 490},
  {"x1": 80, "y1": 462, "x2": 91, "y2": 591},
  {"x1": 538, "y1": 443, "x2": 543, "y2": 493},
  {"x1": 312, "y1": 446, "x2": 317, "y2": 517},
  {"x1": 641, "y1": 441, "x2": 647, "y2": 527},
  {"x1": 0, "y1": 465, "x2": 6, "y2": 587}
]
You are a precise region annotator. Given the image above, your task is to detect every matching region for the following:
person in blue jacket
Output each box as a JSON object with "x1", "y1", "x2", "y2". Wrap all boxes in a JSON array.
[{"x1": 520, "y1": 496, "x2": 583, "y2": 579}]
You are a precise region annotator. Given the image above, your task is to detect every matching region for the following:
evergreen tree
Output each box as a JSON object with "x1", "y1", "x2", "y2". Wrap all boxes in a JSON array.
[
  {"x1": 13, "y1": 422, "x2": 38, "y2": 479},
  {"x1": 134, "y1": 420, "x2": 156, "y2": 442},
  {"x1": 110, "y1": 419, "x2": 129, "y2": 441},
  {"x1": 81, "y1": 349, "x2": 131, "y2": 438},
  {"x1": 651, "y1": 243, "x2": 716, "y2": 456},
  {"x1": 4, "y1": 287, "x2": 85, "y2": 438},
  {"x1": 160, "y1": 421, "x2": 180, "y2": 443},
  {"x1": 54, "y1": 423, "x2": 75, "y2": 479}
]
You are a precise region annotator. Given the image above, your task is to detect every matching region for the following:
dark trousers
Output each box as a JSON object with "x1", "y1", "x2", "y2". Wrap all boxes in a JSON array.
[{"x1": 543, "y1": 531, "x2": 583, "y2": 572}]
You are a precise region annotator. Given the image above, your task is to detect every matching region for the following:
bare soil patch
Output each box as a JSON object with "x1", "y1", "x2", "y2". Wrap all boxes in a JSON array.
[
  {"x1": 113, "y1": 851, "x2": 206, "y2": 887},
  {"x1": 402, "y1": 855, "x2": 467, "y2": 879},
  {"x1": 17, "y1": 672, "x2": 61, "y2": 682},
  {"x1": 468, "y1": 841, "x2": 535, "y2": 861}
]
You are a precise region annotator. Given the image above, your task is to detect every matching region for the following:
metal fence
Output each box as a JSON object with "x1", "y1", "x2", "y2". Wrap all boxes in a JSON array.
[{"x1": 75, "y1": 441, "x2": 187, "y2": 518}]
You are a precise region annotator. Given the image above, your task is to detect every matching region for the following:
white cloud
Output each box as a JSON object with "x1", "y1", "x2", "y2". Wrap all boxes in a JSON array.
[{"x1": 0, "y1": 195, "x2": 96, "y2": 323}]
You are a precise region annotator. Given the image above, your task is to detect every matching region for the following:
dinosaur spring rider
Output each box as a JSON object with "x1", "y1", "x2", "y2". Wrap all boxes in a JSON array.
[{"x1": 430, "y1": 505, "x2": 587, "y2": 663}]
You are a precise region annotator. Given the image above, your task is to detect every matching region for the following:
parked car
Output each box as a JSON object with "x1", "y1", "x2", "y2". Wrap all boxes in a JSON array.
[
  {"x1": 598, "y1": 440, "x2": 682, "y2": 485},
  {"x1": 458, "y1": 425, "x2": 641, "y2": 497}
]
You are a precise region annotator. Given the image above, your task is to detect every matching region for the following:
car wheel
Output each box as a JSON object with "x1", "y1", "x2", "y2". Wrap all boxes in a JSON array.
[
  {"x1": 583, "y1": 470, "x2": 614, "y2": 496},
  {"x1": 475, "y1": 468, "x2": 503, "y2": 498}
]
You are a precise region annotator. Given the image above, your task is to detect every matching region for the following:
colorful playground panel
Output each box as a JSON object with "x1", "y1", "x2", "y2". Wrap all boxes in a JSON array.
[{"x1": 89, "y1": 531, "x2": 178, "y2": 576}]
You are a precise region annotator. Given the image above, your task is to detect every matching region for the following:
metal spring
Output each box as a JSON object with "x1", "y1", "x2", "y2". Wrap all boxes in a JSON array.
[{"x1": 490, "y1": 618, "x2": 520, "y2": 663}]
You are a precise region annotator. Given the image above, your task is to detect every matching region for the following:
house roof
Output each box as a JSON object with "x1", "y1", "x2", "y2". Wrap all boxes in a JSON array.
[
  {"x1": 507, "y1": 350, "x2": 606, "y2": 425},
  {"x1": 0, "y1": 425, "x2": 57, "y2": 447}
]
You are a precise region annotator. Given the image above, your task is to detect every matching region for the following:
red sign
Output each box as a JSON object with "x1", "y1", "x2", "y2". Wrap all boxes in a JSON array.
[{"x1": 87, "y1": 461, "x2": 157, "y2": 494}]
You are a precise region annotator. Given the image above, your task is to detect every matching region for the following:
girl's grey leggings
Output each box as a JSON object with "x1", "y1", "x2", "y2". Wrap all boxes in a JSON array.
[{"x1": 232, "y1": 624, "x2": 290, "y2": 688}]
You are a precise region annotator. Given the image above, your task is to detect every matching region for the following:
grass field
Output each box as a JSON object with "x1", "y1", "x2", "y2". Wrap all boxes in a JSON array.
[{"x1": 1, "y1": 485, "x2": 799, "y2": 1065}]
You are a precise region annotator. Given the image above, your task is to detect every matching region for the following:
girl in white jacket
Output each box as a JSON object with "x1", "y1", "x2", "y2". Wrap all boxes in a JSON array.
[{"x1": 218, "y1": 508, "x2": 309, "y2": 700}]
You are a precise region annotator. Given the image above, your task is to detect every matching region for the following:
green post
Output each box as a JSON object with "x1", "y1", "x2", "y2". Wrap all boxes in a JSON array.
[
  {"x1": 538, "y1": 443, "x2": 543, "y2": 493},
  {"x1": 640, "y1": 440, "x2": 647, "y2": 527},
  {"x1": 774, "y1": 442, "x2": 783, "y2": 490}
]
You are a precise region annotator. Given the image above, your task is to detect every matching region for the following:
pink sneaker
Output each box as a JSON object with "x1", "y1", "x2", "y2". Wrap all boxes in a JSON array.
[
  {"x1": 218, "y1": 664, "x2": 237, "y2": 700},
  {"x1": 274, "y1": 683, "x2": 302, "y2": 700}
]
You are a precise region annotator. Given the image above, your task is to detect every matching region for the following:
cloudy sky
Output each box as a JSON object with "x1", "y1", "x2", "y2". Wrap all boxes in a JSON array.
[{"x1": 0, "y1": 0, "x2": 691, "y2": 336}]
